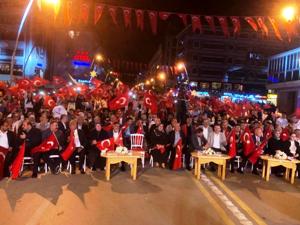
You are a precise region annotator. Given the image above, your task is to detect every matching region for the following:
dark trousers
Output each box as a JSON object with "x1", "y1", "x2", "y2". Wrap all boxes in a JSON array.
[
  {"x1": 69, "y1": 148, "x2": 85, "y2": 171},
  {"x1": 33, "y1": 149, "x2": 60, "y2": 174},
  {"x1": 184, "y1": 146, "x2": 192, "y2": 168},
  {"x1": 3, "y1": 149, "x2": 18, "y2": 177},
  {"x1": 151, "y1": 148, "x2": 168, "y2": 165},
  {"x1": 88, "y1": 146, "x2": 105, "y2": 170}
]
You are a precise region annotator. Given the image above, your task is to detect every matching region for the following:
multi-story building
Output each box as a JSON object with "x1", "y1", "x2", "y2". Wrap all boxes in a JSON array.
[
  {"x1": 267, "y1": 47, "x2": 300, "y2": 115},
  {"x1": 149, "y1": 20, "x2": 299, "y2": 94},
  {"x1": 0, "y1": 0, "x2": 47, "y2": 80}
]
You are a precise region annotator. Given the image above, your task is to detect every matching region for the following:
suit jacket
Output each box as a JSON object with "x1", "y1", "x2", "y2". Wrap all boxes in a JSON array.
[
  {"x1": 22, "y1": 127, "x2": 42, "y2": 152},
  {"x1": 58, "y1": 121, "x2": 69, "y2": 135},
  {"x1": 69, "y1": 129, "x2": 88, "y2": 150},
  {"x1": 207, "y1": 132, "x2": 227, "y2": 151},
  {"x1": 282, "y1": 141, "x2": 300, "y2": 158},
  {"x1": 191, "y1": 134, "x2": 207, "y2": 151},
  {"x1": 169, "y1": 130, "x2": 186, "y2": 148},
  {"x1": 7, "y1": 131, "x2": 17, "y2": 150}
]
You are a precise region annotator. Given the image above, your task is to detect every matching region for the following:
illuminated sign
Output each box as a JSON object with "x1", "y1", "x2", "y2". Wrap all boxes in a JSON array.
[{"x1": 72, "y1": 51, "x2": 91, "y2": 67}]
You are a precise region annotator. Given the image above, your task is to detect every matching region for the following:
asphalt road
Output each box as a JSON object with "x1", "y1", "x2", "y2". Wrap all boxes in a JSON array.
[{"x1": 0, "y1": 166, "x2": 300, "y2": 225}]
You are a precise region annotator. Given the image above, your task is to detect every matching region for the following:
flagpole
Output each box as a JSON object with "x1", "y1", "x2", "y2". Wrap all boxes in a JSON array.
[{"x1": 10, "y1": 0, "x2": 35, "y2": 82}]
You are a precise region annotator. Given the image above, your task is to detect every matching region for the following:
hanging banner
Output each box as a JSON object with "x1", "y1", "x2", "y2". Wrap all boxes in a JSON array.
[
  {"x1": 80, "y1": 3, "x2": 89, "y2": 24},
  {"x1": 122, "y1": 7, "x2": 132, "y2": 28},
  {"x1": 191, "y1": 15, "x2": 203, "y2": 33},
  {"x1": 205, "y1": 16, "x2": 216, "y2": 33},
  {"x1": 109, "y1": 6, "x2": 118, "y2": 26},
  {"x1": 159, "y1": 12, "x2": 171, "y2": 21},
  {"x1": 135, "y1": 9, "x2": 144, "y2": 31},
  {"x1": 148, "y1": 11, "x2": 158, "y2": 35},
  {"x1": 268, "y1": 17, "x2": 283, "y2": 41},
  {"x1": 218, "y1": 16, "x2": 230, "y2": 37},
  {"x1": 178, "y1": 14, "x2": 188, "y2": 26},
  {"x1": 256, "y1": 17, "x2": 269, "y2": 37},
  {"x1": 231, "y1": 16, "x2": 241, "y2": 36},
  {"x1": 94, "y1": 4, "x2": 104, "y2": 25},
  {"x1": 244, "y1": 16, "x2": 258, "y2": 32}
]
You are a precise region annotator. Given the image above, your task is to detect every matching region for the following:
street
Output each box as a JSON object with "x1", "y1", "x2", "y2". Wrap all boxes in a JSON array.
[{"x1": 1, "y1": 167, "x2": 300, "y2": 225}]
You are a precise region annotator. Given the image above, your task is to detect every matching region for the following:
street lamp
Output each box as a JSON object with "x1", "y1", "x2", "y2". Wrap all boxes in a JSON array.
[
  {"x1": 10, "y1": 0, "x2": 60, "y2": 81},
  {"x1": 157, "y1": 72, "x2": 166, "y2": 81},
  {"x1": 95, "y1": 54, "x2": 104, "y2": 62},
  {"x1": 282, "y1": 6, "x2": 297, "y2": 22}
]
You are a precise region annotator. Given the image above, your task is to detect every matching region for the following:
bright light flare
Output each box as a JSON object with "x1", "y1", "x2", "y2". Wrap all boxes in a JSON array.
[
  {"x1": 282, "y1": 6, "x2": 297, "y2": 22},
  {"x1": 176, "y1": 62, "x2": 185, "y2": 71},
  {"x1": 158, "y1": 72, "x2": 166, "y2": 81},
  {"x1": 95, "y1": 54, "x2": 104, "y2": 62}
]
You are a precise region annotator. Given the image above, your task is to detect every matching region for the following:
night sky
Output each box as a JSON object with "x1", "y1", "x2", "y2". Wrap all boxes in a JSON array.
[{"x1": 91, "y1": 0, "x2": 282, "y2": 63}]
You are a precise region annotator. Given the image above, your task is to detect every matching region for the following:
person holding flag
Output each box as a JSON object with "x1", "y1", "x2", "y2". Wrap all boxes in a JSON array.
[
  {"x1": 169, "y1": 123, "x2": 186, "y2": 170},
  {"x1": 61, "y1": 120, "x2": 88, "y2": 174}
]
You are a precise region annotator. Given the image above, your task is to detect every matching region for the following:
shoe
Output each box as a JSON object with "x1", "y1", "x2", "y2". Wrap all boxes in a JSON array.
[
  {"x1": 186, "y1": 166, "x2": 192, "y2": 171},
  {"x1": 252, "y1": 169, "x2": 259, "y2": 175},
  {"x1": 237, "y1": 168, "x2": 244, "y2": 174},
  {"x1": 80, "y1": 169, "x2": 85, "y2": 174},
  {"x1": 32, "y1": 173, "x2": 38, "y2": 178}
]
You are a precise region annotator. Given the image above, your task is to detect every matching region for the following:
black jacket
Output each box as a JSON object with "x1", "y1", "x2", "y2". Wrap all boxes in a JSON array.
[
  {"x1": 89, "y1": 129, "x2": 110, "y2": 143},
  {"x1": 266, "y1": 137, "x2": 283, "y2": 155},
  {"x1": 169, "y1": 130, "x2": 186, "y2": 148},
  {"x1": 58, "y1": 121, "x2": 69, "y2": 135},
  {"x1": 282, "y1": 141, "x2": 300, "y2": 158},
  {"x1": 20, "y1": 127, "x2": 42, "y2": 152}
]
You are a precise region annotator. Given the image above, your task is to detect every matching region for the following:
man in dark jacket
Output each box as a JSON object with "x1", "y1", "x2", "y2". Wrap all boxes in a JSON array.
[{"x1": 88, "y1": 122, "x2": 109, "y2": 170}]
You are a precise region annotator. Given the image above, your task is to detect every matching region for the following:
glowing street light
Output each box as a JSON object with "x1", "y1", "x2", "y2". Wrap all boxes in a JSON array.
[
  {"x1": 158, "y1": 72, "x2": 166, "y2": 81},
  {"x1": 145, "y1": 80, "x2": 150, "y2": 85},
  {"x1": 95, "y1": 54, "x2": 104, "y2": 62},
  {"x1": 282, "y1": 6, "x2": 297, "y2": 22},
  {"x1": 176, "y1": 62, "x2": 186, "y2": 71},
  {"x1": 150, "y1": 78, "x2": 154, "y2": 82}
]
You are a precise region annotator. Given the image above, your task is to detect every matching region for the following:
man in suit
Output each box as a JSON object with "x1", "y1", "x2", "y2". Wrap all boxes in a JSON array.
[
  {"x1": 19, "y1": 119, "x2": 42, "y2": 178},
  {"x1": 201, "y1": 118, "x2": 213, "y2": 141},
  {"x1": 88, "y1": 122, "x2": 109, "y2": 170},
  {"x1": 191, "y1": 127, "x2": 207, "y2": 151},
  {"x1": 58, "y1": 114, "x2": 69, "y2": 136},
  {"x1": 2, "y1": 120, "x2": 17, "y2": 177},
  {"x1": 207, "y1": 124, "x2": 227, "y2": 153},
  {"x1": 67, "y1": 119, "x2": 88, "y2": 174}
]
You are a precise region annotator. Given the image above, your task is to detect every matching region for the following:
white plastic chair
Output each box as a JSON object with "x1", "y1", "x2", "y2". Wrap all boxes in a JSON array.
[
  {"x1": 45, "y1": 155, "x2": 62, "y2": 173},
  {"x1": 130, "y1": 134, "x2": 145, "y2": 168},
  {"x1": 67, "y1": 155, "x2": 87, "y2": 173},
  {"x1": 21, "y1": 156, "x2": 44, "y2": 175}
]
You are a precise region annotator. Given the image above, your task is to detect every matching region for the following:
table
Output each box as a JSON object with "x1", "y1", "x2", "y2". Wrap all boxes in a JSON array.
[
  {"x1": 191, "y1": 152, "x2": 231, "y2": 180},
  {"x1": 260, "y1": 155, "x2": 300, "y2": 184},
  {"x1": 102, "y1": 152, "x2": 142, "y2": 181}
]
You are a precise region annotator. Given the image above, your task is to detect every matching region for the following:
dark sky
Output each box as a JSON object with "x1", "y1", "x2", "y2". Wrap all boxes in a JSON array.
[{"x1": 91, "y1": 0, "x2": 283, "y2": 63}]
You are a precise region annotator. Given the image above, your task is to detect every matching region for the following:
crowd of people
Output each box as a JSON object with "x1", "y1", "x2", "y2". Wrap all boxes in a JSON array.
[{"x1": 0, "y1": 78, "x2": 299, "y2": 180}]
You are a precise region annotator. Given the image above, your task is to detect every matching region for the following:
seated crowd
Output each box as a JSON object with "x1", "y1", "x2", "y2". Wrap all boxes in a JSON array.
[{"x1": 1, "y1": 93, "x2": 300, "y2": 179}]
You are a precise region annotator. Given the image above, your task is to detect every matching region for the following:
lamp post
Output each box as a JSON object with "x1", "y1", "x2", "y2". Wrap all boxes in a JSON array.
[
  {"x1": 9, "y1": 0, "x2": 60, "y2": 81},
  {"x1": 282, "y1": 6, "x2": 297, "y2": 22}
]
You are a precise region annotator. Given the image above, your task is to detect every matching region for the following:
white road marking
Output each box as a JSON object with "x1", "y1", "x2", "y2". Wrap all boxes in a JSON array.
[{"x1": 201, "y1": 174, "x2": 254, "y2": 225}]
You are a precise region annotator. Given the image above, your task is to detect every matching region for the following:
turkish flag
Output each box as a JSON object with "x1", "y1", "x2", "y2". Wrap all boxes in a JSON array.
[
  {"x1": 43, "y1": 95, "x2": 56, "y2": 108},
  {"x1": 148, "y1": 11, "x2": 158, "y2": 35},
  {"x1": 228, "y1": 129, "x2": 237, "y2": 158},
  {"x1": 144, "y1": 93, "x2": 158, "y2": 114},
  {"x1": 52, "y1": 75, "x2": 66, "y2": 86},
  {"x1": 280, "y1": 128, "x2": 290, "y2": 142},
  {"x1": 103, "y1": 124, "x2": 113, "y2": 132},
  {"x1": 264, "y1": 127, "x2": 273, "y2": 140},
  {"x1": 96, "y1": 138, "x2": 115, "y2": 151},
  {"x1": 268, "y1": 17, "x2": 283, "y2": 41},
  {"x1": 31, "y1": 133, "x2": 59, "y2": 154},
  {"x1": 0, "y1": 146, "x2": 8, "y2": 179},
  {"x1": 231, "y1": 16, "x2": 241, "y2": 36},
  {"x1": 191, "y1": 15, "x2": 203, "y2": 33},
  {"x1": 248, "y1": 140, "x2": 267, "y2": 164},
  {"x1": 17, "y1": 78, "x2": 31, "y2": 89},
  {"x1": 135, "y1": 9, "x2": 144, "y2": 31},
  {"x1": 244, "y1": 17, "x2": 258, "y2": 32},
  {"x1": 61, "y1": 133, "x2": 75, "y2": 161},
  {"x1": 10, "y1": 143, "x2": 25, "y2": 179},
  {"x1": 241, "y1": 127, "x2": 255, "y2": 156},
  {"x1": 0, "y1": 81, "x2": 7, "y2": 89},
  {"x1": 256, "y1": 17, "x2": 268, "y2": 37},
  {"x1": 80, "y1": 3, "x2": 89, "y2": 24},
  {"x1": 205, "y1": 16, "x2": 216, "y2": 33},
  {"x1": 122, "y1": 7, "x2": 132, "y2": 28},
  {"x1": 94, "y1": 4, "x2": 104, "y2": 24},
  {"x1": 173, "y1": 139, "x2": 182, "y2": 170},
  {"x1": 218, "y1": 16, "x2": 230, "y2": 37},
  {"x1": 32, "y1": 76, "x2": 48, "y2": 87},
  {"x1": 109, "y1": 6, "x2": 118, "y2": 26},
  {"x1": 109, "y1": 92, "x2": 129, "y2": 110},
  {"x1": 159, "y1": 12, "x2": 170, "y2": 20}
]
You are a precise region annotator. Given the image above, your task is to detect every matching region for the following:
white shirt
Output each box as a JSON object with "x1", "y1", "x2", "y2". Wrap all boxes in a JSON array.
[
  {"x1": 113, "y1": 130, "x2": 119, "y2": 141},
  {"x1": 290, "y1": 141, "x2": 297, "y2": 156},
  {"x1": 0, "y1": 130, "x2": 9, "y2": 149},
  {"x1": 203, "y1": 127, "x2": 209, "y2": 140},
  {"x1": 212, "y1": 133, "x2": 221, "y2": 149},
  {"x1": 174, "y1": 131, "x2": 181, "y2": 146},
  {"x1": 52, "y1": 105, "x2": 67, "y2": 119},
  {"x1": 276, "y1": 118, "x2": 288, "y2": 128},
  {"x1": 74, "y1": 129, "x2": 82, "y2": 148},
  {"x1": 293, "y1": 120, "x2": 300, "y2": 130}
]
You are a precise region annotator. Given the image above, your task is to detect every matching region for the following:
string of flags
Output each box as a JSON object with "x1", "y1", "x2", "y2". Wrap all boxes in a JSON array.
[{"x1": 43, "y1": 1, "x2": 300, "y2": 41}]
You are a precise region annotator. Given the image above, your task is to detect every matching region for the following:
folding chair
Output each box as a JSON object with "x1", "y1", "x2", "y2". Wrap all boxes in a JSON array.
[
  {"x1": 130, "y1": 134, "x2": 145, "y2": 168},
  {"x1": 67, "y1": 155, "x2": 87, "y2": 173},
  {"x1": 45, "y1": 154, "x2": 62, "y2": 173}
]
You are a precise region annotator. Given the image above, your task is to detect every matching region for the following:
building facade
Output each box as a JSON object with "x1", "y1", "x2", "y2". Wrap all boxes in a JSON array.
[
  {"x1": 267, "y1": 47, "x2": 300, "y2": 115},
  {"x1": 149, "y1": 21, "x2": 299, "y2": 94}
]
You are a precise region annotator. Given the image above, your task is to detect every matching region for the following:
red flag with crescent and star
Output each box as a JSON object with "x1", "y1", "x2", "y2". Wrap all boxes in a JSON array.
[
  {"x1": 228, "y1": 129, "x2": 237, "y2": 158},
  {"x1": 31, "y1": 133, "x2": 59, "y2": 154},
  {"x1": 32, "y1": 76, "x2": 48, "y2": 87},
  {"x1": 10, "y1": 143, "x2": 25, "y2": 179},
  {"x1": 61, "y1": 133, "x2": 75, "y2": 161},
  {"x1": 109, "y1": 92, "x2": 129, "y2": 110},
  {"x1": 241, "y1": 127, "x2": 255, "y2": 156},
  {"x1": 173, "y1": 139, "x2": 183, "y2": 170},
  {"x1": 248, "y1": 139, "x2": 267, "y2": 164},
  {"x1": 144, "y1": 93, "x2": 158, "y2": 114},
  {"x1": 43, "y1": 95, "x2": 56, "y2": 109},
  {"x1": 96, "y1": 138, "x2": 115, "y2": 151}
]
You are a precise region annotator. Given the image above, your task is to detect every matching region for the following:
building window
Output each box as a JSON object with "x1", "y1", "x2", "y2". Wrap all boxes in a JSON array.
[{"x1": 211, "y1": 82, "x2": 222, "y2": 90}]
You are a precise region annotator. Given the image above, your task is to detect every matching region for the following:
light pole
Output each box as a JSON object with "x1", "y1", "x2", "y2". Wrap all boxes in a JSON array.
[{"x1": 9, "y1": 0, "x2": 60, "y2": 81}]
